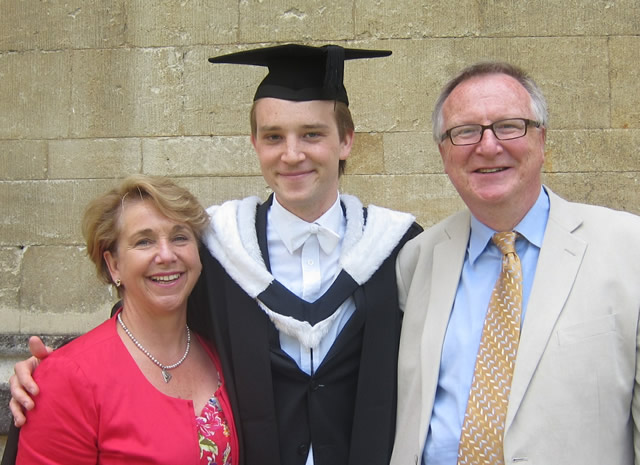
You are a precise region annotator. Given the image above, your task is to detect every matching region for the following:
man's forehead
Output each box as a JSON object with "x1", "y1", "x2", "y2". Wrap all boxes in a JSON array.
[
  {"x1": 443, "y1": 73, "x2": 532, "y2": 120},
  {"x1": 254, "y1": 98, "x2": 338, "y2": 123}
]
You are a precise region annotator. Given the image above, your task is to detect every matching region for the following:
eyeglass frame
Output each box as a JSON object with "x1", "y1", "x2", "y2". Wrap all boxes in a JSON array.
[{"x1": 440, "y1": 118, "x2": 542, "y2": 146}]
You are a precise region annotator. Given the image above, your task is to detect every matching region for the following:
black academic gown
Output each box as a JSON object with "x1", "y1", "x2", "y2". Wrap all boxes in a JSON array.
[{"x1": 188, "y1": 197, "x2": 422, "y2": 465}]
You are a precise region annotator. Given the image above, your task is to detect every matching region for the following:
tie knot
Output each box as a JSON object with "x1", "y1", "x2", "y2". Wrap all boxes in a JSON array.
[
  {"x1": 492, "y1": 231, "x2": 517, "y2": 255},
  {"x1": 300, "y1": 222, "x2": 340, "y2": 254}
]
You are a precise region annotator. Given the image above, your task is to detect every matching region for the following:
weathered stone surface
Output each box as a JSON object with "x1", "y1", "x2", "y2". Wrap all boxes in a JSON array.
[
  {"x1": 383, "y1": 131, "x2": 443, "y2": 175},
  {"x1": 347, "y1": 133, "x2": 385, "y2": 175},
  {"x1": 49, "y1": 139, "x2": 142, "y2": 179},
  {"x1": 0, "y1": 51, "x2": 72, "y2": 139},
  {"x1": 182, "y1": 45, "x2": 263, "y2": 136},
  {"x1": 0, "y1": 140, "x2": 47, "y2": 181},
  {"x1": 0, "y1": 180, "x2": 116, "y2": 246},
  {"x1": 610, "y1": 36, "x2": 640, "y2": 129},
  {"x1": 69, "y1": 48, "x2": 185, "y2": 138},
  {"x1": 126, "y1": 0, "x2": 238, "y2": 47},
  {"x1": 356, "y1": 0, "x2": 640, "y2": 38},
  {"x1": 544, "y1": 129, "x2": 640, "y2": 173},
  {"x1": 544, "y1": 172, "x2": 640, "y2": 215},
  {"x1": 178, "y1": 176, "x2": 271, "y2": 209},
  {"x1": 19, "y1": 246, "x2": 113, "y2": 320},
  {"x1": 342, "y1": 173, "x2": 465, "y2": 227},
  {"x1": 239, "y1": 1, "x2": 354, "y2": 42},
  {"x1": 355, "y1": 0, "x2": 481, "y2": 39},
  {"x1": 479, "y1": 0, "x2": 639, "y2": 37},
  {"x1": 0, "y1": 0, "x2": 125, "y2": 51},
  {"x1": 143, "y1": 136, "x2": 259, "y2": 176},
  {"x1": 0, "y1": 248, "x2": 22, "y2": 317},
  {"x1": 355, "y1": 38, "x2": 610, "y2": 134}
]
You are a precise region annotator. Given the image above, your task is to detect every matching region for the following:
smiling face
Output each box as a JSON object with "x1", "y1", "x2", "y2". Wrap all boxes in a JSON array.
[
  {"x1": 251, "y1": 98, "x2": 353, "y2": 222},
  {"x1": 438, "y1": 73, "x2": 546, "y2": 229},
  {"x1": 103, "y1": 199, "x2": 202, "y2": 316}
]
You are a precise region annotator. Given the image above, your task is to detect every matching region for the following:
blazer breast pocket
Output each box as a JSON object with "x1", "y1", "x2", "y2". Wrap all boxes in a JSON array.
[{"x1": 556, "y1": 313, "x2": 617, "y2": 346}]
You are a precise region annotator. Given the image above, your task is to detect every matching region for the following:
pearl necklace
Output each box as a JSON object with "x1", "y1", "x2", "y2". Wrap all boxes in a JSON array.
[{"x1": 117, "y1": 313, "x2": 191, "y2": 383}]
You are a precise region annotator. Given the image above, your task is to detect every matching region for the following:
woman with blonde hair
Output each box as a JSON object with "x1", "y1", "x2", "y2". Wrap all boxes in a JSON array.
[{"x1": 15, "y1": 175, "x2": 238, "y2": 465}]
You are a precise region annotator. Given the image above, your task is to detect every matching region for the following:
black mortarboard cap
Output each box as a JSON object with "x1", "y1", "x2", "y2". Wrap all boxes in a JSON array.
[{"x1": 208, "y1": 44, "x2": 391, "y2": 106}]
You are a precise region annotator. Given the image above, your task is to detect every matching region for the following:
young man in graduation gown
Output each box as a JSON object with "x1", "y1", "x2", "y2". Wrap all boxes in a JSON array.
[
  {"x1": 7, "y1": 44, "x2": 422, "y2": 465},
  {"x1": 194, "y1": 44, "x2": 422, "y2": 465}
]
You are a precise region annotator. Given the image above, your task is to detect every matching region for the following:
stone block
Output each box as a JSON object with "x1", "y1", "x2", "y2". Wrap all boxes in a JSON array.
[
  {"x1": 355, "y1": 0, "x2": 639, "y2": 39},
  {"x1": 341, "y1": 173, "x2": 464, "y2": 227},
  {"x1": 19, "y1": 245, "x2": 114, "y2": 333},
  {"x1": 69, "y1": 48, "x2": 185, "y2": 138},
  {"x1": 0, "y1": 248, "x2": 22, "y2": 315},
  {"x1": 20, "y1": 246, "x2": 108, "y2": 311},
  {"x1": 143, "y1": 136, "x2": 259, "y2": 177},
  {"x1": 544, "y1": 129, "x2": 640, "y2": 173},
  {"x1": 0, "y1": 51, "x2": 72, "y2": 139},
  {"x1": 343, "y1": 39, "x2": 434, "y2": 133},
  {"x1": 49, "y1": 139, "x2": 142, "y2": 179},
  {"x1": 347, "y1": 133, "x2": 385, "y2": 175},
  {"x1": 479, "y1": 0, "x2": 640, "y2": 37},
  {"x1": 383, "y1": 131, "x2": 443, "y2": 175},
  {"x1": 610, "y1": 36, "x2": 640, "y2": 129},
  {"x1": 355, "y1": 0, "x2": 480, "y2": 39},
  {"x1": 0, "y1": 0, "x2": 125, "y2": 51},
  {"x1": 544, "y1": 172, "x2": 640, "y2": 215},
  {"x1": 0, "y1": 179, "x2": 115, "y2": 246},
  {"x1": 0, "y1": 140, "x2": 47, "y2": 181},
  {"x1": 238, "y1": 1, "x2": 353, "y2": 43},
  {"x1": 178, "y1": 176, "x2": 271, "y2": 210},
  {"x1": 125, "y1": 0, "x2": 237, "y2": 47},
  {"x1": 183, "y1": 46, "x2": 263, "y2": 136},
  {"x1": 0, "y1": 307, "x2": 21, "y2": 334},
  {"x1": 363, "y1": 38, "x2": 609, "y2": 133},
  {"x1": 18, "y1": 305, "x2": 108, "y2": 336}
]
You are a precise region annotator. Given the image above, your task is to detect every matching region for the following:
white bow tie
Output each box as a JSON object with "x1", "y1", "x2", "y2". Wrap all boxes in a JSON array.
[{"x1": 289, "y1": 222, "x2": 341, "y2": 254}]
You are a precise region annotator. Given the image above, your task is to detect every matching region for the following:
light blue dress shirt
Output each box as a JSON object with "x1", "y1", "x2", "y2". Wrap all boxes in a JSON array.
[{"x1": 423, "y1": 188, "x2": 550, "y2": 465}]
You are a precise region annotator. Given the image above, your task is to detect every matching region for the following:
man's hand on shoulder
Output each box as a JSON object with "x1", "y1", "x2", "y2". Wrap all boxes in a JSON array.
[{"x1": 9, "y1": 336, "x2": 54, "y2": 427}]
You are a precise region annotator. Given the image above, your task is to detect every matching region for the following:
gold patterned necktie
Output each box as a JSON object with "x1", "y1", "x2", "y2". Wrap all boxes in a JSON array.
[{"x1": 458, "y1": 231, "x2": 522, "y2": 465}]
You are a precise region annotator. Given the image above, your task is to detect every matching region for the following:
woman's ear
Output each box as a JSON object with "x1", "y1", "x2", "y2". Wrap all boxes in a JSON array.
[{"x1": 103, "y1": 250, "x2": 119, "y2": 285}]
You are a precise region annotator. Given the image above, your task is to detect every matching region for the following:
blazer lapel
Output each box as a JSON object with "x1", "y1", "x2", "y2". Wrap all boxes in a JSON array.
[
  {"x1": 419, "y1": 212, "x2": 471, "y2": 437},
  {"x1": 506, "y1": 190, "x2": 587, "y2": 430}
]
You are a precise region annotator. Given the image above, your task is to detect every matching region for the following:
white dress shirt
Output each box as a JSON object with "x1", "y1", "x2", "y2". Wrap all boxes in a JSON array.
[
  {"x1": 268, "y1": 194, "x2": 356, "y2": 374},
  {"x1": 268, "y1": 194, "x2": 357, "y2": 465}
]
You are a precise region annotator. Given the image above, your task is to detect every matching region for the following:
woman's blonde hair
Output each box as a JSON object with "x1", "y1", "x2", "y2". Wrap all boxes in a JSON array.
[{"x1": 82, "y1": 175, "x2": 209, "y2": 285}]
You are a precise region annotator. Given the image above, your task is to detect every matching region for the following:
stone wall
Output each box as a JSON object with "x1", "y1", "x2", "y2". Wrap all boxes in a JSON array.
[{"x1": 1, "y1": 0, "x2": 639, "y2": 456}]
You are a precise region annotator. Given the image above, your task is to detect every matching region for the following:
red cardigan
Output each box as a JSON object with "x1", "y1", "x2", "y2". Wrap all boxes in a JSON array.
[{"x1": 17, "y1": 314, "x2": 238, "y2": 465}]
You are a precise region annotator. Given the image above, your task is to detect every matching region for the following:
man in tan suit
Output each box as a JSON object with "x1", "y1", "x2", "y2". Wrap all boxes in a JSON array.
[{"x1": 391, "y1": 61, "x2": 640, "y2": 465}]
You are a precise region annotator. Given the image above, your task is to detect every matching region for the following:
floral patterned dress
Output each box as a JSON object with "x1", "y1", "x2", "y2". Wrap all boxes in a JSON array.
[{"x1": 195, "y1": 387, "x2": 233, "y2": 465}]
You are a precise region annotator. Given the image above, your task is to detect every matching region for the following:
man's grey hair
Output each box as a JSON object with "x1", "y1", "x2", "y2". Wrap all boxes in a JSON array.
[{"x1": 432, "y1": 61, "x2": 549, "y2": 144}]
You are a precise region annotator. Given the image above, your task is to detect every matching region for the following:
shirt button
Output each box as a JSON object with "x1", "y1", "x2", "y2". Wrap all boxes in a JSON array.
[
  {"x1": 307, "y1": 259, "x2": 314, "y2": 265},
  {"x1": 310, "y1": 382, "x2": 325, "y2": 391}
]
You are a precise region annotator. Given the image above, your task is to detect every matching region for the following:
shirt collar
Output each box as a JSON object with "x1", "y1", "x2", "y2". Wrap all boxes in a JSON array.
[
  {"x1": 271, "y1": 194, "x2": 344, "y2": 254},
  {"x1": 468, "y1": 187, "x2": 550, "y2": 264}
]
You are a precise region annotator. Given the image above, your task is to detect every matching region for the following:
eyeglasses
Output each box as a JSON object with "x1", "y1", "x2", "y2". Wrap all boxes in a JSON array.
[{"x1": 441, "y1": 118, "x2": 541, "y2": 146}]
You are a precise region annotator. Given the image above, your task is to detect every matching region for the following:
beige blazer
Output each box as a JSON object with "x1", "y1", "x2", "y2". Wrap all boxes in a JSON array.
[{"x1": 391, "y1": 189, "x2": 640, "y2": 465}]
